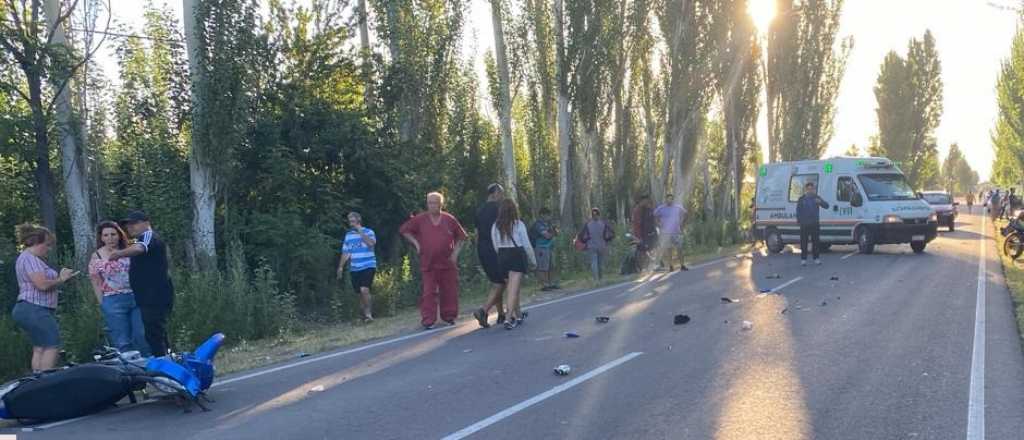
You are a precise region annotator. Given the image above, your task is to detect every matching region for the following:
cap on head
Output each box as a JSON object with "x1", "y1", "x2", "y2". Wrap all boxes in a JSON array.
[
  {"x1": 487, "y1": 183, "x2": 504, "y2": 195},
  {"x1": 121, "y1": 210, "x2": 149, "y2": 225}
]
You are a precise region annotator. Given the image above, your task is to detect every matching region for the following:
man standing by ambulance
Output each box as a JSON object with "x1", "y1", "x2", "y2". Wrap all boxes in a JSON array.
[{"x1": 796, "y1": 182, "x2": 830, "y2": 266}]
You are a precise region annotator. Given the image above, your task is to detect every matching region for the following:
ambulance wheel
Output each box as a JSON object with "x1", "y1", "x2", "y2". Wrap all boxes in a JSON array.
[
  {"x1": 765, "y1": 229, "x2": 784, "y2": 254},
  {"x1": 856, "y1": 227, "x2": 875, "y2": 254},
  {"x1": 911, "y1": 241, "x2": 927, "y2": 254}
]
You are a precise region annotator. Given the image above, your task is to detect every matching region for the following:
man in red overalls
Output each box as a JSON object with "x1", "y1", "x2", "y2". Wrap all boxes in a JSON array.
[{"x1": 400, "y1": 192, "x2": 467, "y2": 329}]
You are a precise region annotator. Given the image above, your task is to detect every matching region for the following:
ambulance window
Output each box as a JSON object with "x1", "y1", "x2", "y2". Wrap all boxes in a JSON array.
[
  {"x1": 837, "y1": 177, "x2": 857, "y2": 202},
  {"x1": 789, "y1": 174, "x2": 819, "y2": 202}
]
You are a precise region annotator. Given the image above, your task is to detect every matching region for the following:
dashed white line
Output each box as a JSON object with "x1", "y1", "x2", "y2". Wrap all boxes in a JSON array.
[
  {"x1": 441, "y1": 352, "x2": 644, "y2": 440},
  {"x1": 770, "y1": 276, "x2": 803, "y2": 293},
  {"x1": 966, "y1": 214, "x2": 986, "y2": 440}
]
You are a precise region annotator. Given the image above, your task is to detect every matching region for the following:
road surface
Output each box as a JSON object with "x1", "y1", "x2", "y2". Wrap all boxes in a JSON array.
[{"x1": 5, "y1": 210, "x2": 1024, "y2": 439}]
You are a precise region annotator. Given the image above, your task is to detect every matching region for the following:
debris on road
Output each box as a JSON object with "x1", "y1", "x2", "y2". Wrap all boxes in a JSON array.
[
  {"x1": 595, "y1": 316, "x2": 611, "y2": 323},
  {"x1": 721, "y1": 297, "x2": 740, "y2": 304},
  {"x1": 820, "y1": 301, "x2": 828, "y2": 307},
  {"x1": 309, "y1": 385, "x2": 325, "y2": 393},
  {"x1": 296, "y1": 352, "x2": 310, "y2": 358},
  {"x1": 766, "y1": 273, "x2": 782, "y2": 279},
  {"x1": 674, "y1": 314, "x2": 691, "y2": 325},
  {"x1": 781, "y1": 308, "x2": 788, "y2": 314},
  {"x1": 565, "y1": 331, "x2": 580, "y2": 338},
  {"x1": 741, "y1": 321, "x2": 753, "y2": 331},
  {"x1": 463, "y1": 349, "x2": 473, "y2": 353},
  {"x1": 829, "y1": 275, "x2": 839, "y2": 281},
  {"x1": 554, "y1": 365, "x2": 572, "y2": 376}
]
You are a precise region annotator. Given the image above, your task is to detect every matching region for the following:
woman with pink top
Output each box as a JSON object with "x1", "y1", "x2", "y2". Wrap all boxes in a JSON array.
[
  {"x1": 88, "y1": 221, "x2": 150, "y2": 356},
  {"x1": 11, "y1": 224, "x2": 78, "y2": 372}
]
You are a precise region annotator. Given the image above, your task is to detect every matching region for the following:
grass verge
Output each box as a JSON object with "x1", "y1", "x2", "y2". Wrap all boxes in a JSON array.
[
  {"x1": 992, "y1": 218, "x2": 1024, "y2": 344},
  {"x1": 213, "y1": 242, "x2": 755, "y2": 376}
]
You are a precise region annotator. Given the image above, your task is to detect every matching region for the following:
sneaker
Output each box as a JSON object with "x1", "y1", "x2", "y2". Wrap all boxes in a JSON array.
[
  {"x1": 801, "y1": 260, "x2": 807, "y2": 266},
  {"x1": 814, "y1": 259, "x2": 821, "y2": 265},
  {"x1": 541, "y1": 286, "x2": 553, "y2": 292},
  {"x1": 423, "y1": 323, "x2": 435, "y2": 330},
  {"x1": 504, "y1": 319, "x2": 518, "y2": 330},
  {"x1": 496, "y1": 313, "x2": 506, "y2": 326},
  {"x1": 444, "y1": 319, "x2": 456, "y2": 326},
  {"x1": 473, "y1": 308, "x2": 490, "y2": 328},
  {"x1": 669, "y1": 265, "x2": 675, "y2": 272},
  {"x1": 520, "y1": 311, "x2": 529, "y2": 321},
  {"x1": 679, "y1": 265, "x2": 689, "y2": 271}
]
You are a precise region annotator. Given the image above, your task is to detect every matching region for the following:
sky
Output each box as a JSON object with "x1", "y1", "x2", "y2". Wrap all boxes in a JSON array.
[{"x1": 103, "y1": 0, "x2": 1020, "y2": 182}]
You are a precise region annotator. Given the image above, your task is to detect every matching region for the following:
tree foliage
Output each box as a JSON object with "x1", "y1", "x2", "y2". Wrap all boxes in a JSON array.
[
  {"x1": 767, "y1": 0, "x2": 850, "y2": 162},
  {"x1": 873, "y1": 30, "x2": 943, "y2": 189}
]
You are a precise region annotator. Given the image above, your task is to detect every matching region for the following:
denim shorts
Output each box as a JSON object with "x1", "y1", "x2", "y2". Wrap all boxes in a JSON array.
[{"x1": 12, "y1": 301, "x2": 62, "y2": 348}]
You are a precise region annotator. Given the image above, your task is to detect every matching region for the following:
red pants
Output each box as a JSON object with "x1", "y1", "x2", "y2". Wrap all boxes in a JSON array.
[{"x1": 420, "y1": 268, "x2": 459, "y2": 326}]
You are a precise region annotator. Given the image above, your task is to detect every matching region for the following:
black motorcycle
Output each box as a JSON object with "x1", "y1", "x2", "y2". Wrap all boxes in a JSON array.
[{"x1": 1001, "y1": 213, "x2": 1024, "y2": 260}]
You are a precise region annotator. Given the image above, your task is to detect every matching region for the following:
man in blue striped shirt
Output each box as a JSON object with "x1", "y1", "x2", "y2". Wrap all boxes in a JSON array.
[{"x1": 338, "y1": 212, "x2": 377, "y2": 322}]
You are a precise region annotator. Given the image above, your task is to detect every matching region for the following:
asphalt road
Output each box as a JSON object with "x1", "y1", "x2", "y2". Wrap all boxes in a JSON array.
[{"x1": 5, "y1": 210, "x2": 1024, "y2": 440}]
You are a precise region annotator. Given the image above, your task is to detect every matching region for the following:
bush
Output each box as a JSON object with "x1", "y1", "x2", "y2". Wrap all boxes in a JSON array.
[{"x1": 170, "y1": 249, "x2": 296, "y2": 350}]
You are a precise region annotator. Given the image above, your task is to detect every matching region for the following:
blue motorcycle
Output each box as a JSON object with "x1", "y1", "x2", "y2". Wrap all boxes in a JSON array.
[{"x1": 0, "y1": 333, "x2": 225, "y2": 422}]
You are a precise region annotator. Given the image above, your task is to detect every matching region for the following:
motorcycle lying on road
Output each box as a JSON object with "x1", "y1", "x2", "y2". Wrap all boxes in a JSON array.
[
  {"x1": 1000, "y1": 212, "x2": 1024, "y2": 260},
  {"x1": 0, "y1": 333, "x2": 225, "y2": 423}
]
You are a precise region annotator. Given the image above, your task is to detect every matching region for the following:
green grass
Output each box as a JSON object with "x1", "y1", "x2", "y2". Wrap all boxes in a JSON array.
[
  {"x1": 213, "y1": 242, "x2": 755, "y2": 377},
  {"x1": 993, "y1": 219, "x2": 1024, "y2": 345}
]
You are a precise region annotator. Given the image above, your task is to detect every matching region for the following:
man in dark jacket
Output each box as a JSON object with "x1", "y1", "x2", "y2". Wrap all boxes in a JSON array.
[{"x1": 796, "y1": 182, "x2": 830, "y2": 266}]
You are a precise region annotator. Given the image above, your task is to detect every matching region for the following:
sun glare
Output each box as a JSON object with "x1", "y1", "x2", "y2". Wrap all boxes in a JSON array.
[{"x1": 748, "y1": 0, "x2": 776, "y2": 33}]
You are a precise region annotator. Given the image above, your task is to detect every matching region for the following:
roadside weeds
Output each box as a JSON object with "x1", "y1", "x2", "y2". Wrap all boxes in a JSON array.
[{"x1": 992, "y1": 219, "x2": 1024, "y2": 345}]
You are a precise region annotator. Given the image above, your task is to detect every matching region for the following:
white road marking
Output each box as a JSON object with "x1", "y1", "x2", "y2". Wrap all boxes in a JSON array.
[
  {"x1": 966, "y1": 214, "x2": 986, "y2": 440},
  {"x1": 20, "y1": 255, "x2": 735, "y2": 431},
  {"x1": 441, "y1": 352, "x2": 644, "y2": 440},
  {"x1": 840, "y1": 251, "x2": 858, "y2": 260},
  {"x1": 770, "y1": 276, "x2": 803, "y2": 293}
]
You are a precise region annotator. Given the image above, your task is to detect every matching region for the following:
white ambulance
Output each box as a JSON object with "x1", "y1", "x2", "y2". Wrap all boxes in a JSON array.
[{"x1": 754, "y1": 157, "x2": 938, "y2": 254}]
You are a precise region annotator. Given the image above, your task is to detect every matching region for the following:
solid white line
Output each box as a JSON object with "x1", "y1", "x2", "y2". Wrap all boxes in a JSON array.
[
  {"x1": 24, "y1": 255, "x2": 736, "y2": 431},
  {"x1": 770, "y1": 276, "x2": 803, "y2": 293},
  {"x1": 840, "y1": 251, "x2": 858, "y2": 260},
  {"x1": 440, "y1": 352, "x2": 644, "y2": 440},
  {"x1": 966, "y1": 214, "x2": 986, "y2": 440}
]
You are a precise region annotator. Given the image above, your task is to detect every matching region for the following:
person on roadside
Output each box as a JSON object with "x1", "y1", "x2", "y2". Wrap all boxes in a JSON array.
[
  {"x1": 12, "y1": 223, "x2": 78, "y2": 372},
  {"x1": 109, "y1": 211, "x2": 175, "y2": 357},
  {"x1": 473, "y1": 183, "x2": 506, "y2": 328},
  {"x1": 654, "y1": 194, "x2": 689, "y2": 271},
  {"x1": 88, "y1": 221, "x2": 149, "y2": 356},
  {"x1": 400, "y1": 192, "x2": 467, "y2": 330},
  {"x1": 529, "y1": 207, "x2": 559, "y2": 291},
  {"x1": 990, "y1": 189, "x2": 1001, "y2": 220},
  {"x1": 338, "y1": 212, "x2": 377, "y2": 323},
  {"x1": 491, "y1": 199, "x2": 537, "y2": 330},
  {"x1": 631, "y1": 195, "x2": 657, "y2": 271},
  {"x1": 796, "y1": 182, "x2": 830, "y2": 266},
  {"x1": 966, "y1": 192, "x2": 974, "y2": 214},
  {"x1": 578, "y1": 208, "x2": 614, "y2": 281}
]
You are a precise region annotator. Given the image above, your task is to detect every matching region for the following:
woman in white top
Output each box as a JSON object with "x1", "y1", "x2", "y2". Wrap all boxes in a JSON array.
[{"x1": 490, "y1": 199, "x2": 536, "y2": 329}]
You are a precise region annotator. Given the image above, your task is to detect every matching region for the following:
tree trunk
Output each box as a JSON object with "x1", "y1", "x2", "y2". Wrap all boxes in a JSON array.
[
  {"x1": 45, "y1": 0, "x2": 94, "y2": 266},
  {"x1": 357, "y1": 0, "x2": 373, "y2": 106},
  {"x1": 554, "y1": 0, "x2": 574, "y2": 230},
  {"x1": 383, "y1": 1, "x2": 414, "y2": 143},
  {"x1": 27, "y1": 76, "x2": 58, "y2": 232},
  {"x1": 491, "y1": 0, "x2": 518, "y2": 201},
  {"x1": 183, "y1": 0, "x2": 217, "y2": 267},
  {"x1": 643, "y1": 79, "x2": 662, "y2": 202}
]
